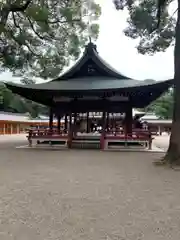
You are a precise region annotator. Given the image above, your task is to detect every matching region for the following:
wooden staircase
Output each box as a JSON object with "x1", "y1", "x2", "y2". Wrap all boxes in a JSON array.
[{"x1": 71, "y1": 136, "x2": 101, "y2": 149}]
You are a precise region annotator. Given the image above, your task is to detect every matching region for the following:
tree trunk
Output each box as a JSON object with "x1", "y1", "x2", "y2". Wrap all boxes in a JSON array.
[{"x1": 160, "y1": 1, "x2": 180, "y2": 166}]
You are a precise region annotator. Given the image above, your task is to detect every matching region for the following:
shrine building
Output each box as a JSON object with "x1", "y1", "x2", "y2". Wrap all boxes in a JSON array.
[{"x1": 5, "y1": 42, "x2": 173, "y2": 150}]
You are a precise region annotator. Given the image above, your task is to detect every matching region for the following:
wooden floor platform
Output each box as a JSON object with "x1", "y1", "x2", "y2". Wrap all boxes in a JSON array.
[
  {"x1": 23, "y1": 132, "x2": 156, "y2": 152},
  {"x1": 16, "y1": 143, "x2": 164, "y2": 153}
]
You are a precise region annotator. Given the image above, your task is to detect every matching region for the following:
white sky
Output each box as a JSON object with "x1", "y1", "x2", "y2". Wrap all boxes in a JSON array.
[{"x1": 0, "y1": 0, "x2": 174, "y2": 82}]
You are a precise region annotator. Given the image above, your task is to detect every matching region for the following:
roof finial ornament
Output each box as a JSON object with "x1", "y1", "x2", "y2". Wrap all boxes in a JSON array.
[
  {"x1": 89, "y1": 36, "x2": 91, "y2": 43},
  {"x1": 84, "y1": 0, "x2": 98, "y2": 53}
]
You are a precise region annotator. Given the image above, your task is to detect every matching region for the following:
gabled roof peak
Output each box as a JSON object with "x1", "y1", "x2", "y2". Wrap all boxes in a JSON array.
[
  {"x1": 85, "y1": 42, "x2": 98, "y2": 55},
  {"x1": 54, "y1": 41, "x2": 131, "y2": 81}
]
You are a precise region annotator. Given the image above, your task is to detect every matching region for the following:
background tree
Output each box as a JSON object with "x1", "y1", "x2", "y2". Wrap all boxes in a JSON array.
[
  {"x1": 113, "y1": 0, "x2": 180, "y2": 166},
  {"x1": 145, "y1": 89, "x2": 173, "y2": 119},
  {"x1": 0, "y1": 0, "x2": 101, "y2": 79},
  {"x1": 113, "y1": 0, "x2": 175, "y2": 54}
]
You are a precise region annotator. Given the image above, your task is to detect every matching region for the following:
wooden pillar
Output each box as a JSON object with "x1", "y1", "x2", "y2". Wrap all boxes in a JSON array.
[
  {"x1": 49, "y1": 107, "x2": 53, "y2": 132},
  {"x1": 68, "y1": 113, "x2": 72, "y2": 148},
  {"x1": 86, "y1": 112, "x2": 89, "y2": 133},
  {"x1": 74, "y1": 112, "x2": 77, "y2": 137},
  {"x1": 125, "y1": 104, "x2": 132, "y2": 135},
  {"x1": 10, "y1": 124, "x2": 13, "y2": 134},
  {"x1": 158, "y1": 125, "x2": 161, "y2": 135},
  {"x1": 100, "y1": 110, "x2": 106, "y2": 150},
  {"x1": 106, "y1": 111, "x2": 109, "y2": 132},
  {"x1": 65, "y1": 114, "x2": 68, "y2": 132},
  {"x1": 57, "y1": 115, "x2": 61, "y2": 133},
  {"x1": 3, "y1": 124, "x2": 5, "y2": 134},
  {"x1": 74, "y1": 112, "x2": 77, "y2": 124},
  {"x1": 17, "y1": 124, "x2": 20, "y2": 134}
]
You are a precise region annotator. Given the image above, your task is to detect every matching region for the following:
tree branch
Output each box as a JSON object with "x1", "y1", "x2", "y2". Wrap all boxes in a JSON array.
[
  {"x1": 6, "y1": 28, "x2": 41, "y2": 57},
  {"x1": 0, "y1": 0, "x2": 32, "y2": 32},
  {"x1": 27, "y1": 17, "x2": 44, "y2": 40},
  {"x1": 12, "y1": 12, "x2": 20, "y2": 28},
  {"x1": 10, "y1": 0, "x2": 32, "y2": 13}
]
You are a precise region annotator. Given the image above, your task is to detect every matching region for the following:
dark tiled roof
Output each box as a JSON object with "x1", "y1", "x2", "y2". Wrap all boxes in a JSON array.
[{"x1": 5, "y1": 78, "x2": 172, "y2": 91}]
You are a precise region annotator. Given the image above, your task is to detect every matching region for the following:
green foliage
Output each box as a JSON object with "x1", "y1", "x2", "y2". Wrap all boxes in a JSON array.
[
  {"x1": 113, "y1": 0, "x2": 175, "y2": 54},
  {"x1": 0, "y1": 0, "x2": 101, "y2": 78},
  {"x1": 145, "y1": 89, "x2": 174, "y2": 119}
]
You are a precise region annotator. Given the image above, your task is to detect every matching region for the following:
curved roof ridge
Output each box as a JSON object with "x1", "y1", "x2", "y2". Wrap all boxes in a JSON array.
[
  {"x1": 92, "y1": 48, "x2": 130, "y2": 79},
  {"x1": 56, "y1": 47, "x2": 88, "y2": 81},
  {"x1": 53, "y1": 42, "x2": 132, "y2": 81},
  {"x1": 53, "y1": 42, "x2": 95, "y2": 81}
]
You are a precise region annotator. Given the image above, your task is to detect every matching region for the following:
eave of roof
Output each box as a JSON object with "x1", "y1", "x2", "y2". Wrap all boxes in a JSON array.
[
  {"x1": 5, "y1": 78, "x2": 173, "y2": 92},
  {"x1": 147, "y1": 119, "x2": 172, "y2": 124}
]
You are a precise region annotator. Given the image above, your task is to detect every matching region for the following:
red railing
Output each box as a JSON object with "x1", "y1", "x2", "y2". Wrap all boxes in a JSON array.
[
  {"x1": 27, "y1": 128, "x2": 153, "y2": 150},
  {"x1": 105, "y1": 129, "x2": 151, "y2": 139},
  {"x1": 104, "y1": 129, "x2": 153, "y2": 150},
  {"x1": 28, "y1": 129, "x2": 68, "y2": 138}
]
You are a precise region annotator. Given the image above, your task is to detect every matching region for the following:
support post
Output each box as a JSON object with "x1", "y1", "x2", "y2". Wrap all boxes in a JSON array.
[
  {"x1": 106, "y1": 111, "x2": 109, "y2": 133},
  {"x1": 10, "y1": 123, "x2": 13, "y2": 134},
  {"x1": 86, "y1": 112, "x2": 89, "y2": 133},
  {"x1": 57, "y1": 115, "x2": 61, "y2": 133},
  {"x1": 74, "y1": 112, "x2": 77, "y2": 137},
  {"x1": 3, "y1": 124, "x2": 5, "y2": 135},
  {"x1": 100, "y1": 111, "x2": 106, "y2": 150},
  {"x1": 65, "y1": 114, "x2": 68, "y2": 133},
  {"x1": 49, "y1": 107, "x2": 53, "y2": 133},
  {"x1": 158, "y1": 125, "x2": 161, "y2": 135},
  {"x1": 68, "y1": 113, "x2": 72, "y2": 148},
  {"x1": 17, "y1": 124, "x2": 20, "y2": 134},
  {"x1": 125, "y1": 105, "x2": 132, "y2": 136}
]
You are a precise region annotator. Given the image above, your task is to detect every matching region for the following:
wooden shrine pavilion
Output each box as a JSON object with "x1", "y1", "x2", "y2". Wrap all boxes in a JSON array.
[{"x1": 5, "y1": 42, "x2": 173, "y2": 150}]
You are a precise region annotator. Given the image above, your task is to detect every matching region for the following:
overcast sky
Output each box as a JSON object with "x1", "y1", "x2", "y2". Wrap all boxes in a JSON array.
[
  {"x1": 96, "y1": 0, "x2": 174, "y2": 80},
  {"x1": 0, "y1": 0, "x2": 174, "y2": 82}
]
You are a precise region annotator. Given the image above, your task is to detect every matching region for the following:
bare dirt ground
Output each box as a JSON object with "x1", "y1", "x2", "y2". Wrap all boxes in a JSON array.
[{"x1": 0, "y1": 135, "x2": 180, "y2": 240}]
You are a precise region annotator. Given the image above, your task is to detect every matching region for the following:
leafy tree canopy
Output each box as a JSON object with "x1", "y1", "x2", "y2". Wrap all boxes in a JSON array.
[
  {"x1": 144, "y1": 89, "x2": 174, "y2": 119},
  {"x1": 0, "y1": 0, "x2": 101, "y2": 79},
  {"x1": 113, "y1": 0, "x2": 175, "y2": 54}
]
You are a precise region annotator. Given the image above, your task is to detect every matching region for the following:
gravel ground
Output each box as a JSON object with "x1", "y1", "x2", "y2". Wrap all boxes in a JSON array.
[
  {"x1": 153, "y1": 135, "x2": 170, "y2": 152},
  {"x1": 0, "y1": 136, "x2": 180, "y2": 239}
]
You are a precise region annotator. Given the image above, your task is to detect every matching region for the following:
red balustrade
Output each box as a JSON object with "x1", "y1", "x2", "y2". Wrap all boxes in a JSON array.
[
  {"x1": 104, "y1": 129, "x2": 153, "y2": 150},
  {"x1": 28, "y1": 128, "x2": 68, "y2": 139}
]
